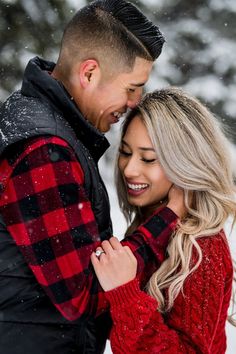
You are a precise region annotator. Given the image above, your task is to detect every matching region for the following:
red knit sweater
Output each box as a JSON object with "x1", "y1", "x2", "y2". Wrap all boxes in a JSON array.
[{"x1": 105, "y1": 231, "x2": 233, "y2": 353}]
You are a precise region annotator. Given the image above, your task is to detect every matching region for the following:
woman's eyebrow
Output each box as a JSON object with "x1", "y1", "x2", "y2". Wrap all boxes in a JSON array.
[
  {"x1": 139, "y1": 147, "x2": 155, "y2": 152},
  {"x1": 121, "y1": 139, "x2": 155, "y2": 152}
]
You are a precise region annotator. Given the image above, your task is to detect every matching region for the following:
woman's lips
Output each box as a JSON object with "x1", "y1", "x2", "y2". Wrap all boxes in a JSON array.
[{"x1": 126, "y1": 182, "x2": 149, "y2": 196}]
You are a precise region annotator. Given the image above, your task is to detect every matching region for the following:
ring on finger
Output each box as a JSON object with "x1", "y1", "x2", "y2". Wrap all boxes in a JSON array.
[{"x1": 95, "y1": 249, "x2": 105, "y2": 259}]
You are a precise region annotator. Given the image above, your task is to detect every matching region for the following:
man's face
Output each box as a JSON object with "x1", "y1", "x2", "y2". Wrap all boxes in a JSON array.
[{"x1": 80, "y1": 58, "x2": 153, "y2": 133}]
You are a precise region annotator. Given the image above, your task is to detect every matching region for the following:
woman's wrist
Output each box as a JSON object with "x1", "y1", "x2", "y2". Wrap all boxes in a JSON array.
[{"x1": 105, "y1": 277, "x2": 143, "y2": 308}]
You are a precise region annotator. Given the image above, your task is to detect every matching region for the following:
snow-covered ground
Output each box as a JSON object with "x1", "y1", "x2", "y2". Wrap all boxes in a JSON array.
[{"x1": 99, "y1": 140, "x2": 236, "y2": 354}]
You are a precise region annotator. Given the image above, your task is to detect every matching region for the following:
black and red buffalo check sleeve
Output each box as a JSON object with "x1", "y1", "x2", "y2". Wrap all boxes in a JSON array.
[{"x1": 0, "y1": 136, "x2": 177, "y2": 321}]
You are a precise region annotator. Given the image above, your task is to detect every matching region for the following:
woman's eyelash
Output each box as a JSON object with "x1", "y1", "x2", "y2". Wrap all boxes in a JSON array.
[
  {"x1": 119, "y1": 149, "x2": 157, "y2": 163},
  {"x1": 141, "y1": 158, "x2": 156, "y2": 163}
]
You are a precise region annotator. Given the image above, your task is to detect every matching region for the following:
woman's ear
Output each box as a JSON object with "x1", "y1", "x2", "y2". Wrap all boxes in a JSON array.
[{"x1": 79, "y1": 59, "x2": 100, "y2": 88}]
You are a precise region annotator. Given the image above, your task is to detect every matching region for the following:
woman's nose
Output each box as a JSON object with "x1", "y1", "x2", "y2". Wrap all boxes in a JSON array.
[{"x1": 123, "y1": 158, "x2": 140, "y2": 178}]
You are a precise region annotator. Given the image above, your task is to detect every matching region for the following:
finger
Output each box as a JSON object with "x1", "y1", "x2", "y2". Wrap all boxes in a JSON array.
[
  {"x1": 101, "y1": 239, "x2": 115, "y2": 254},
  {"x1": 91, "y1": 252, "x2": 101, "y2": 269},
  {"x1": 109, "y1": 236, "x2": 123, "y2": 250},
  {"x1": 94, "y1": 246, "x2": 106, "y2": 261},
  {"x1": 95, "y1": 246, "x2": 105, "y2": 254}
]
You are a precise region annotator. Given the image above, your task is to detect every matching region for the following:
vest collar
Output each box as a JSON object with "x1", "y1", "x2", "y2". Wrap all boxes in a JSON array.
[{"x1": 21, "y1": 56, "x2": 110, "y2": 162}]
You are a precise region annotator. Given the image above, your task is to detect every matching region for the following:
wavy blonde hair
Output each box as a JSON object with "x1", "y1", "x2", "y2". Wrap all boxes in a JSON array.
[{"x1": 116, "y1": 87, "x2": 236, "y2": 320}]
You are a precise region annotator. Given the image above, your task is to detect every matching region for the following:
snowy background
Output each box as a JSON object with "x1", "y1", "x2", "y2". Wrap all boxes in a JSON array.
[{"x1": 0, "y1": 0, "x2": 235, "y2": 352}]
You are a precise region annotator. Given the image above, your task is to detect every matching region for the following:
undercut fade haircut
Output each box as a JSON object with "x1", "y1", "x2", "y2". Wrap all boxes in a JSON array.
[{"x1": 58, "y1": 0, "x2": 165, "y2": 76}]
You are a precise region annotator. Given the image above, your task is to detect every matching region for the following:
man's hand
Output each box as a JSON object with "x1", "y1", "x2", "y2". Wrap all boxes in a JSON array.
[{"x1": 91, "y1": 237, "x2": 137, "y2": 292}]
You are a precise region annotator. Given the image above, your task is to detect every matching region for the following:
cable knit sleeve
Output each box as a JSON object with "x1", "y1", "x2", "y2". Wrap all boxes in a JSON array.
[{"x1": 105, "y1": 233, "x2": 233, "y2": 353}]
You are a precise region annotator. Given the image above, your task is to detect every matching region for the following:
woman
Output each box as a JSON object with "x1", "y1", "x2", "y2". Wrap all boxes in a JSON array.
[{"x1": 91, "y1": 87, "x2": 236, "y2": 353}]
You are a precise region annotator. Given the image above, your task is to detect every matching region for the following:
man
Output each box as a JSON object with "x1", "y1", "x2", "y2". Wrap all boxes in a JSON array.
[{"x1": 0, "y1": 1, "x2": 183, "y2": 353}]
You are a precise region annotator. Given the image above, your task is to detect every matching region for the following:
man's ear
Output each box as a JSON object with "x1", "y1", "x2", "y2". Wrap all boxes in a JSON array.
[{"x1": 79, "y1": 59, "x2": 100, "y2": 88}]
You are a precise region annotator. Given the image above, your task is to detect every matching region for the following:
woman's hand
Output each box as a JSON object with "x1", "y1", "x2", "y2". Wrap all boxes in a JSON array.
[{"x1": 91, "y1": 237, "x2": 137, "y2": 292}]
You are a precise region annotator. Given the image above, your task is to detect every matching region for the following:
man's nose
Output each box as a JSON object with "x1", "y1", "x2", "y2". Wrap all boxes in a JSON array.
[
  {"x1": 127, "y1": 90, "x2": 142, "y2": 109},
  {"x1": 127, "y1": 99, "x2": 138, "y2": 109}
]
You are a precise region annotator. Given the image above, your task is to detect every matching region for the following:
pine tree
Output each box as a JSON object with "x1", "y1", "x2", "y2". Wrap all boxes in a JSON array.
[{"x1": 0, "y1": 0, "x2": 75, "y2": 99}]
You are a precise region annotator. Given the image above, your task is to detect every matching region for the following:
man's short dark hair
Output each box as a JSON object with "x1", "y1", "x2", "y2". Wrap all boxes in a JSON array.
[{"x1": 59, "y1": 0, "x2": 165, "y2": 76}]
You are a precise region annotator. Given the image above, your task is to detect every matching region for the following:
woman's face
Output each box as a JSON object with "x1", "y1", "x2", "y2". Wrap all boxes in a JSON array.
[{"x1": 118, "y1": 115, "x2": 172, "y2": 210}]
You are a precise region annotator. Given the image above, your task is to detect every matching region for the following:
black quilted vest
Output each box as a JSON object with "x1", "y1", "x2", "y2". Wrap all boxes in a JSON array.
[{"x1": 0, "y1": 57, "x2": 112, "y2": 353}]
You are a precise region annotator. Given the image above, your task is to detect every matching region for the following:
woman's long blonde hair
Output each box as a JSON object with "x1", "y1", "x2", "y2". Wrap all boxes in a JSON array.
[{"x1": 116, "y1": 87, "x2": 236, "y2": 318}]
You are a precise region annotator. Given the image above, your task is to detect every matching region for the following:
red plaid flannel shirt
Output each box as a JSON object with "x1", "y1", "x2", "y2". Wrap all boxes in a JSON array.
[{"x1": 0, "y1": 136, "x2": 177, "y2": 321}]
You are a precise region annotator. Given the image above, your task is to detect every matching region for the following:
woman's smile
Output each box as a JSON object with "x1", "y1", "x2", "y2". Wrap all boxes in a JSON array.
[
  {"x1": 118, "y1": 116, "x2": 172, "y2": 208},
  {"x1": 126, "y1": 181, "x2": 149, "y2": 196}
]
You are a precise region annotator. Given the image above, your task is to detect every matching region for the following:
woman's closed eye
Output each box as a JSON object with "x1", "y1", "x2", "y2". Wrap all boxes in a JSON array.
[
  {"x1": 141, "y1": 158, "x2": 157, "y2": 163},
  {"x1": 119, "y1": 149, "x2": 157, "y2": 163}
]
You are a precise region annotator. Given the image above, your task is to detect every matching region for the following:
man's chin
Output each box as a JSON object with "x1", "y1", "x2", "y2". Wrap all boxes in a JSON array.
[
  {"x1": 99, "y1": 120, "x2": 114, "y2": 133},
  {"x1": 98, "y1": 125, "x2": 110, "y2": 133}
]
